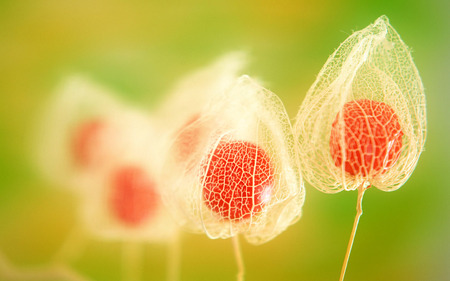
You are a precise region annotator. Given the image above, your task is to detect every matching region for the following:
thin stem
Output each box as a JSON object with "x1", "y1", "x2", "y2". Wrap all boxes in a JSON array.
[
  {"x1": 232, "y1": 235, "x2": 245, "y2": 281},
  {"x1": 122, "y1": 241, "x2": 141, "y2": 281},
  {"x1": 339, "y1": 186, "x2": 366, "y2": 281},
  {"x1": 167, "y1": 231, "x2": 181, "y2": 281}
]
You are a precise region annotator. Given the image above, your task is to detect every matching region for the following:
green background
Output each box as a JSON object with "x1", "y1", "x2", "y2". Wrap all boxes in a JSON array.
[{"x1": 0, "y1": 0, "x2": 448, "y2": 280}]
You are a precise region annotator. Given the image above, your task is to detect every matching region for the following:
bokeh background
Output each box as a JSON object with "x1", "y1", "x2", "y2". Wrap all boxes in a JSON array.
[{"x1": 0, "y1": 0, "x2": 449, "y2": 280}]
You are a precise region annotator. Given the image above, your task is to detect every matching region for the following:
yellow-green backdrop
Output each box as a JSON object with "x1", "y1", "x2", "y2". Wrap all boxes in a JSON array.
[{"x1": 0, "y1": 0, "x2": 448, "y2": 280}]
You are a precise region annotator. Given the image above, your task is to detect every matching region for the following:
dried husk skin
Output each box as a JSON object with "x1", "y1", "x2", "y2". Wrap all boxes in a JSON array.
[
  {"x1": 163, "y1": 75, "x2": 305, "y2": 245},
  {"x1": 34, "y1": 77, "x2": 177, "y2": 242},
  {"x1": 294, "y1": 15, "x2": 426, "y2": 193}
]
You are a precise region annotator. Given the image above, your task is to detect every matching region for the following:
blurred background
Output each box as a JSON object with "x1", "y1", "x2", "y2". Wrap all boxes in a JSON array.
[{"x1": 0, "y1": 0, "x2": 449, "y2": 280}]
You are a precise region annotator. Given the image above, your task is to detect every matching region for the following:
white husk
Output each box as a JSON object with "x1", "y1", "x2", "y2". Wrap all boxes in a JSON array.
[
  {"x1": 162, "y1": 66, "x2": 305, "y2": 244},
  {"x1": 34, "y1": 77, "x2": 176, "y2": 242},
  {"x1": 294, "y1": 15, "x2": 426, "y2": 193}
]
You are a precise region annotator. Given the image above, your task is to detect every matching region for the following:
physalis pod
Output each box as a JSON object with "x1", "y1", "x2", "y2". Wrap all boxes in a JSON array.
[
  {"x1": 161, "y1": 68, "x2": 305, "y2": 245},
  {"x1": 294, "y1": 16, "x2": 426, "y2": 281},
  {"x1": 295, "y1": 15, "x2": 426, "y2": 193},
  {"x1": 35, "y1": 77, "x2": 176, "y2": 241}
]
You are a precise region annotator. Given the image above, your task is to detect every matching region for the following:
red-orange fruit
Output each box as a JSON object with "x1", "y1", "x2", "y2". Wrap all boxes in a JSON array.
[
  {"x1": 71, "y1": 119, "x2": 106, "y2": 167},
  {"x1": 202, "y1": 140, "x2": 274, "y2": 221},
  {"x1": 110, "y1": 166, "x2": 158, "y2": 227},
  {"x1": 173, "y1": 114, "x2": 202, "y2": 161},
  {"x1": 330, "y1": 99, "x2": 403, "y2": 177}
]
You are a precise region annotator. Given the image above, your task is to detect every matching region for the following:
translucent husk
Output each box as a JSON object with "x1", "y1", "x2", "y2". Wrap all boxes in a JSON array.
[
  {"x1": 162, "y1": 69, "x2": 305, "y2": 244},
  {"x1": 154, "y1": 52, "x2": 246, "y2": 138},
  {"x1": 33, "y1": 76, "x2": 123, "y2": 192},
  {"x1": 34, "y1": 77, "x2": 177, "y2": 242},
  {"x1": 294, "y1": 15, "x2": 426, "y2": 193}
]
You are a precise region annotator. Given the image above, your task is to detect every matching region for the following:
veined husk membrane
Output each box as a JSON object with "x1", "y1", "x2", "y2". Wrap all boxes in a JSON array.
[
  {"x1": 295, "y1": 15, "x2": 426, "y2": 193},
  {"x1": 35, "y1": 77, "x2": 176, "y2": 242},
  {"x1": 294, "y1": 15, "x2": 426, "y2": 280},
  {"x1": 161, "y1": 63, "x2": 305, "y2": 245}
]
